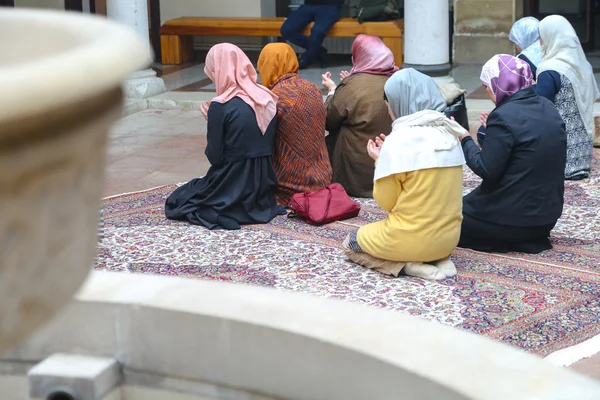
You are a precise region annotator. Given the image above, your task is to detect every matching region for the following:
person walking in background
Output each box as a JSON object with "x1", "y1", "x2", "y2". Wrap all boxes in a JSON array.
[
  {"x1": 257, "y1": 43, "x2": 332, "y2": 205},
  {"x1": 280, "y1": 0, "x2": 343, "y2": 69}
]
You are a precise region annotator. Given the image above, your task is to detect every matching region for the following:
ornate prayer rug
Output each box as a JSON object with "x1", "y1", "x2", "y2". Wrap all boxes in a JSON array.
[{"x1": 97, "y1": 150, "x2": 600, "y2": 360}]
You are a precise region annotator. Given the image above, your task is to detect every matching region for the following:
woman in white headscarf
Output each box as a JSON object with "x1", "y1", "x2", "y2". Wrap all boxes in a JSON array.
[
  {"x1": 342, "y1": 69, "x2": 465, "y2": 280},
  {"x1": 535, "y1": 15, "x2": 599, "y2": 180},
  {"x1": 509, "y1": 16, "x2": 543, "y2": 76}
]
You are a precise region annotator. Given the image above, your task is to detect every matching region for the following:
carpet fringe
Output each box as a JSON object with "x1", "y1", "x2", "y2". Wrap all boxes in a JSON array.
[
  {"x1": 103, "y1": 183, "x2": 187, "y2": 200},
  {"x1": 545, "y1": 333, "x2": 600, "y2": 366}
]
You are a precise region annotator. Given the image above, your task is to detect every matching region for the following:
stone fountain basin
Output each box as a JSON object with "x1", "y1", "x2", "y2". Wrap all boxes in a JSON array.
[
  {"x1": 0, "y1": 8, "x2": 151, "y2": 354},
  {"x1": 2, "y1": 272, "x2": 600, "y2": 400}
]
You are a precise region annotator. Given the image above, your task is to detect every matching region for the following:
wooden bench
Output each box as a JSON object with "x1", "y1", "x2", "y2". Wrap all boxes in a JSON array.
[{"x1": 160, "y1": 17, "x2": 403, "y2": 66}]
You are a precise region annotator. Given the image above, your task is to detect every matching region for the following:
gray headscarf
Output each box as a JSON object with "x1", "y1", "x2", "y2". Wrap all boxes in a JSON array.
[{"x1": 383, "y1": 68, "x2": 446, "y2": 119}]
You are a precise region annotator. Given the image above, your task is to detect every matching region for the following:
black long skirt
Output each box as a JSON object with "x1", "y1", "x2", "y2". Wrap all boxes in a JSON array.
[
  {"x1": 165, "y1": 156, "x2": 285, "y2": 230},
  {"x1": 458, "y1": 213, "x2": 556, "y2": 254}
]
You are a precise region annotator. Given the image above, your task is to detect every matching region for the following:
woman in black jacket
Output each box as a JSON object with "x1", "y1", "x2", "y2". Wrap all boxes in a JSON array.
[{"x1": 458, "y1": 54, "x2": 567, "y2": 254}]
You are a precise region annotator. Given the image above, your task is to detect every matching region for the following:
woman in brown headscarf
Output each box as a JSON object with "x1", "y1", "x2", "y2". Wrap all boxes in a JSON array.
[{"x1": 257, "y1": 43, "x2": 332, "y2": 205}]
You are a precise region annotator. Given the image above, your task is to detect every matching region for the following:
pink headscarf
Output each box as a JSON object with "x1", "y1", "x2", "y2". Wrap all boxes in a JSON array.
[
  {"x1": 204, "y1": 43, "x2": 278, "y2": 135},
  {"x1": 350, "y1": 34, "x2": 399, "y2": 77},
  {"x1": 480, "y1": 54, "x2": 534, "y2": 105}
]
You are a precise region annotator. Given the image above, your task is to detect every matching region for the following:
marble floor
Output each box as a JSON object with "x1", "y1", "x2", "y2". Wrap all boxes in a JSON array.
[{"x1": 153, "y1": 56, "x2": 600, "y2": 100}]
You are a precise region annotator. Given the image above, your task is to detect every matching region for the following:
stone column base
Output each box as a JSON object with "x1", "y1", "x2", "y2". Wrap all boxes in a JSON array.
[
  {"x1": 122, "y1": 69, "x2": 167, "y2": 99},
  {"x1": 401, "y1": 62, "x2": 452, "y2": 78}
]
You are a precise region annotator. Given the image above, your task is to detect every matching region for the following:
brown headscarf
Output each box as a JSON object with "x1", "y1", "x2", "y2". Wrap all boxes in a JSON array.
[{"x1": 257, "y1": 43, "x2": 300, "y2": 88}]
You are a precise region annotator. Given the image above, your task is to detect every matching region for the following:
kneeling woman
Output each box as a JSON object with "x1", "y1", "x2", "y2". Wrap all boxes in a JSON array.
[
  {"x1": 459, "y1": 55, "x2": 566, "y2": 253},
  {"x1": 165, "y1": 43, "x2": 285, "y2": 230},
  {"x1": 343, "y1": 69, "x2": 466, "y2": 280},
  {"x1": 257, "y1": 43, "x2": 332, "y2": 205}
]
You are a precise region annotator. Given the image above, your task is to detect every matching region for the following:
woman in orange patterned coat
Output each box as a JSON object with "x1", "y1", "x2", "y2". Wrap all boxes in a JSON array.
[{"x1": 257, "y1": 43, "x2": 332, "y2": 205}]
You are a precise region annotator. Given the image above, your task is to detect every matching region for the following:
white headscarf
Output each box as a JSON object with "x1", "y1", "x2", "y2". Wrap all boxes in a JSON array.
[
  {"x1": 375, "y1": 69, "x2": 465, "y2": 181},
  {"x1": 509, "y1": 17, "x2": 543, "y2": 67},
  {"x1": 538, "y1": 15, "x2": 600, "y2": 138}
]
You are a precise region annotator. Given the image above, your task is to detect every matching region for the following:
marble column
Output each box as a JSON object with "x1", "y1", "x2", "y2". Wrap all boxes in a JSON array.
[
  {"x1": 106, "y1": 0, "x2": 167, "y2": 98},
  {"x1": 403, "y1": 0, "x2": 453, "y2": 82}
]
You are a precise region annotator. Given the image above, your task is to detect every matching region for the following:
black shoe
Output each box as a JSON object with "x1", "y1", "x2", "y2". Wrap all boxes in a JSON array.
[
  {"x1": 317, "y1": 47, "x2": 328, "y2": 69},
  {"x1": 298, "y1": 54, "x2": 309, "y2": 70}
]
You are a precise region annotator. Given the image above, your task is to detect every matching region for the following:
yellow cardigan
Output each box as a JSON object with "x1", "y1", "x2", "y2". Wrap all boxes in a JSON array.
[{"x1": 357, "y1": 166, "x2": 463, "y2": 262}]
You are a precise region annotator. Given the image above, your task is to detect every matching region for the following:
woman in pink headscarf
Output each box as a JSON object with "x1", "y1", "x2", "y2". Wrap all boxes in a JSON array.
[
  {"x1": 165, "y1": 43, "x2": 285, "y2": 230},
  {"x1": 321, "y1": 34, "x2": 398, "y2": 197},
  {"x1": 457, "y1": 54, "x2": 567, "y2": 254}
]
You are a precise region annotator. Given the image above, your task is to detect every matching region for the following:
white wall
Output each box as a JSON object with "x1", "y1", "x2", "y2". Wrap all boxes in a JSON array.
[
  {"x1": 160, "y1": 0, "x2": 273, "y2": 24},
  {"x1": 14, "y1": 0, "x2": 64, "y2": 9},
  {"x1": 159, "y1": 0, "x2": 276, "y2": 50}
]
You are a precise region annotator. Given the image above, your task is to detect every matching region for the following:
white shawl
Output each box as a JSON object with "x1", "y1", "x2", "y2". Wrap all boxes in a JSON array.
[
  {"x1": 374, "y1": 110, "x2": 466, "y2": 181},
  {"x1": 538, "y1": 15, "x2": 600, "y2": 137}
]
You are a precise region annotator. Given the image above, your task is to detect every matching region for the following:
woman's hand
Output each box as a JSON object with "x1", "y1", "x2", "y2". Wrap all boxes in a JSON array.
[
  {"x1": 340, "y1": 70, "x2": 350, "y2": 80},
  {"x1": 367, "y1": 134, "x2": 386, "y2": 161},
  {"x1": 480, "y1": 111, "x2": 489, "y2": 128},
  {"x1": 451, "y1": 116, "x2": 470, "y2": 143},
  {"x1": 200, "y1": 100, "x2": 210, "y2": 120},
  {"x1": 322, "y1": 71, "x2": 337, "y2": 92}
]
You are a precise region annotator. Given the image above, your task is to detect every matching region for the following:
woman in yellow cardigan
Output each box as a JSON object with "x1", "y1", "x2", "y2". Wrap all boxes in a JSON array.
[{"x1": 343, "y1": 69, "x2": 465, "y2": 280}]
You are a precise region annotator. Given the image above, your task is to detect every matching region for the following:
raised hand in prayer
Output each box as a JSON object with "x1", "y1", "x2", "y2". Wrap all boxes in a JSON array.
[
  {"x1": 200, "y1": 100, "x2": 210, "y2": 121},
  {"x1": 367, "y1": 136, "x2": 384, "y2": 161},
  {"x1": 480, "y1": 111, "x2": 489, "y2": 128},
  {"x1": 340, "y1": 70, "x2": 350, "y2": 80},
  {"x1": 322, "y1": 71, "x2": 337, "y2": 93}
]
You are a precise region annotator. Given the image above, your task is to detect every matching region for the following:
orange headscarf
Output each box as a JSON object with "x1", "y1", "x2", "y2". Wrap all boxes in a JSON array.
[
  {"x1": 257, "y1": 43, "x2": 300, "y2": 88},
  {"x1": 204, "y1": 43, "x2": 278, "y2": 135}
]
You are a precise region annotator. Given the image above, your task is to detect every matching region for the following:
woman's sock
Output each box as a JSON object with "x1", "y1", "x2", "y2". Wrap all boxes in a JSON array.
[
  {"x1": 434, "y1": 258, "x2": 457, "y2": 277},
  {"x1": 404, "y1": 262, "x2": 447, "y2": 280}
]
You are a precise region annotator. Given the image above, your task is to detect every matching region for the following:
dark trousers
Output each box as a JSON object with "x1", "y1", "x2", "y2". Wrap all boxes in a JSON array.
[
  {"x1": 280, "y1": 4, "x2": 341, "y2": 66},
  {"x1": 458, "y1": 213, "x2": 556, "y2": 254}
]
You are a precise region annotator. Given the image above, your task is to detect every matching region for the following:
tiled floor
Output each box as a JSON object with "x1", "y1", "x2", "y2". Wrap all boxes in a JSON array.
[
  {"x1": 104, "y1": 107, "x2": 600, "y2": 381},
  {"x1": 154, "y1": 55, "x2": 600, "y2": 99},
  {"x1": 104, "y1": 109, "x2": 210, "y2": 197}
]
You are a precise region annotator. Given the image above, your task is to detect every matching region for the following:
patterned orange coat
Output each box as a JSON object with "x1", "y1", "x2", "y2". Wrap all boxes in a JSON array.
[{"x1": 271, "y1": 73, "x2": 332, "y2": 205}]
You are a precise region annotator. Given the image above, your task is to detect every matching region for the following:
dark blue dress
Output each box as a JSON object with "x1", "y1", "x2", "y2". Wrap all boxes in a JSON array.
[{"x1": 165, "y1": 97, "x2": 285, "y2": 230}]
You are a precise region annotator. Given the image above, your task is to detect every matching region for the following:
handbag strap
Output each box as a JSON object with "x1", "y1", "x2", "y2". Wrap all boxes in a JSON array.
[{"x1": 305, "y1": 185, "x2": 333, "y2": 225}]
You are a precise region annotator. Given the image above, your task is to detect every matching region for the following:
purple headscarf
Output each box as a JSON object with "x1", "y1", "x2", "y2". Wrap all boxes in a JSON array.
[{"x1": 480, "y1": 54, "x2": 534, "y2": 105}]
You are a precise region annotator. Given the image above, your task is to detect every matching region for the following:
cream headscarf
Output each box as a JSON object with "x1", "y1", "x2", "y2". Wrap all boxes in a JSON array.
[
  {"x1": 375, "y1": 69, "x2": 465, "y2": 181},
  {"x1": 538, "y1": 15, "x2": 600, "y2": 138}
]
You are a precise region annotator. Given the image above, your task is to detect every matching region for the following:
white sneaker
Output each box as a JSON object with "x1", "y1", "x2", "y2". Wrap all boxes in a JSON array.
[
  {"x1": 404, "y1": 262, "x2": 447, "y2": 280},
  {"x1": 435, "y1": 258, "x2": 457, "y2": 277}
]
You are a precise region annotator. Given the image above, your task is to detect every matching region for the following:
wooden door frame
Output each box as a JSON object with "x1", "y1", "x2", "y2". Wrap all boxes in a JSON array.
[
  {"x1": 524, "y1": 0, "x2": 594, "y2": 50},
  {"x1": 65, "y1": 0, "x2": 83, "y2": 11},
  {"x1": 149, "y1": 0, "x2": 161, "y2": 62}
]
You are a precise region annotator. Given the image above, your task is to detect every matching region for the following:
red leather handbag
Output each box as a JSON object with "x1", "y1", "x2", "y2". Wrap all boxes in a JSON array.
[{"x1": 288, "y1": 183, "x2": 361, "y2": 226}]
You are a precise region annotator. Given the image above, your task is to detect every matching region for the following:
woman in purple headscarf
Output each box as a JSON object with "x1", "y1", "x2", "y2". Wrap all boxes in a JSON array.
[{"x1": 456, "y1": 54, "x2": 567, "y2": 254}]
